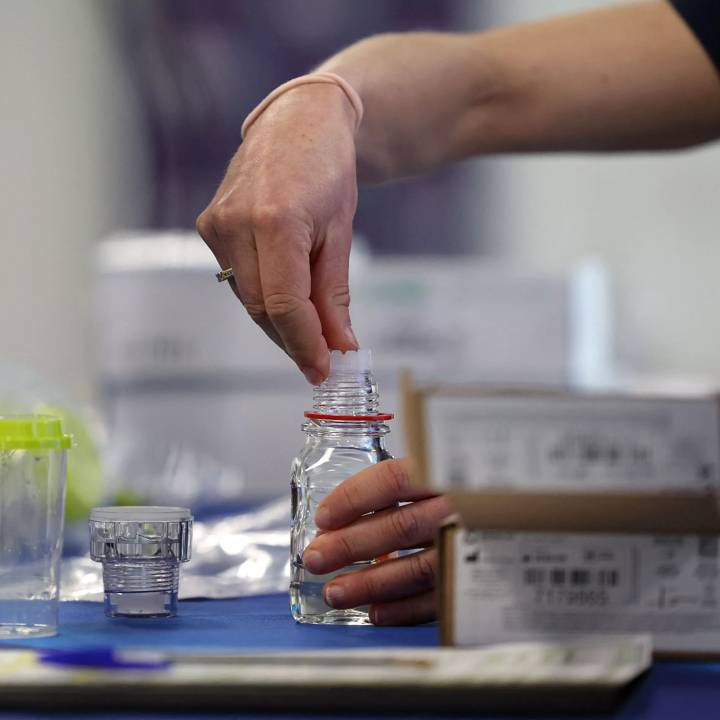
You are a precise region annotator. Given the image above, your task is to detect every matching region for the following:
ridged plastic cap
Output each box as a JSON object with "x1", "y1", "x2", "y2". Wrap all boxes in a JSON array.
[
  {"x1": 89, "y1": 506, "x2": 193, "y2": 563},
  {"x1": 329, "y1": 349, "x2": 372, "y2": 375}
]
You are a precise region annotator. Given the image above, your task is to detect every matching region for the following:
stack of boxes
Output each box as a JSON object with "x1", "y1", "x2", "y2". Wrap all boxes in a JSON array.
[{"x1": 402, "y1": 374, "x2": 720, "y2": 656}]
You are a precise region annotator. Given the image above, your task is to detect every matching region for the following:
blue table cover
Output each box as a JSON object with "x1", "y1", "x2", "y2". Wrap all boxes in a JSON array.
[{"x1": 1, "y1": 593, "x2": 719, "y2": 719}]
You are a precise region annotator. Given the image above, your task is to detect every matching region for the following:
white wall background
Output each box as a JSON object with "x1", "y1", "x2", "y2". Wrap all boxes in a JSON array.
[
  {"x1": 463, "y1": 0, "x2": 720, "y2": 381},
  {"x1": 0, "y1": 0, "x2": 148, "y2": 403}
]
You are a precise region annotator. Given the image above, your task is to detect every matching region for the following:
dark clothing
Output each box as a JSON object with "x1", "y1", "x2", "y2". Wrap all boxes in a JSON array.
[{"x1": 671, "y1": 0, "x2": 720, "y2": 74}]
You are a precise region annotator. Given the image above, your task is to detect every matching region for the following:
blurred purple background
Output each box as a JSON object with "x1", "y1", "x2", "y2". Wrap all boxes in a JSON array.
[{"x1": 114, "y1": 0, "x2": 480, "y2": 254}]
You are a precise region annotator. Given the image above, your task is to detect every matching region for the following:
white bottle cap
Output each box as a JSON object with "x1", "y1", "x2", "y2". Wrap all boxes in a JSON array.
[
  {"x1": 329, "y1": 349, "x2": 372, "y2": 375},
  {"x1": 89, "y1": 506, "x2": 193, "y2": 522}
]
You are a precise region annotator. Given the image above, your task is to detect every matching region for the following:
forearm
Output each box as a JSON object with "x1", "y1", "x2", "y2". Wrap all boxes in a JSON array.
[
  {"x1": 481, "y1": 0, "x2": 720, "y2": 153},
  {"x1": 320, "y1": 1, "x2": 720, "y2": 182},
  {"x1": 318, "y1": 32, "x2": 511, "y2": 181}
]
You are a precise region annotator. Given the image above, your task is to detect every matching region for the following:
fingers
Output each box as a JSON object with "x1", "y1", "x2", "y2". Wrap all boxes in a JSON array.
[
  {"x1": 323, "y1": 548, "x2": 437, "y2": 611},
  {"x1": 201, "y1": 199, "x2": 332, "y2": 385},
  {"x1": 310, "y1": 222, "x2": 358, "y2": 352},
  {"x1": 197, "y1": 207, "x2": 288, "y2": 352},
  {"x1": 254, "y1": 211, "x2": 330, "y2": 385},
  {"x1": 304, "y1": 495, "x2": 452, "y2": 574},
  {"x1": 370, "y1": 591, "x2": 437, "y2": 626},
  {"x1": 314, "y1": 458, "x2": 437, "y2": 531}
]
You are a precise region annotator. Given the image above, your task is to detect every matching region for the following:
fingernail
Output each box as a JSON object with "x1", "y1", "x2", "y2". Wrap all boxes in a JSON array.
[
  {"x1": 303, "y1": 549, "x2": 323, "y2": 572},
  {"x1": 324, "y1": 584, "x2": 344, "y2": 608},
  {"x1": 315, "y1": 505, "x2": 331, "y2": 529},
  {"x1": 344, "y1": 325, "x2": 359, "y2": 350},
  {"x1": 301, "y1": 366, "x2": 325, "y2": 386},
  {"x1": 370, "y1": 606, "x2": 385, "y2": 625}
]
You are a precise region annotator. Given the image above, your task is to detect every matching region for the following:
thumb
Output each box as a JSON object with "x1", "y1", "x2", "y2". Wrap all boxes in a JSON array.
[{"x1": 311, "y1": 224, "x2": 359, "y2": 352}]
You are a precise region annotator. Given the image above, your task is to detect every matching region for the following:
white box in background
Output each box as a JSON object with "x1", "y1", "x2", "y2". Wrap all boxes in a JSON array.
[
  {"x1": 95, "y1": 232, "x2": 307, "y2": 505},
  {"x1": 421, "y1": 391, "x2": 720, "y2": 493},
  {"x1": 353, "y1": 256, "x2": 611, "y2": 389}
]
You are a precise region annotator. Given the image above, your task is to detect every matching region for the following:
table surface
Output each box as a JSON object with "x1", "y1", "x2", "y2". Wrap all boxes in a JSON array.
[{"x1": 1, "y1": 593, "x2": 719, "y2": 720}]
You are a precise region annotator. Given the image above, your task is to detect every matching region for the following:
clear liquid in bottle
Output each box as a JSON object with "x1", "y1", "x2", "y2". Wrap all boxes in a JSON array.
[{"x1": 289, "y1": 349, "x2": 393, "y2": 625}]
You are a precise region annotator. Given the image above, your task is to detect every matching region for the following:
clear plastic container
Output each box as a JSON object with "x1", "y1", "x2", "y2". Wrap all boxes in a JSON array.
[
  {"x1": 0, "y1": 416, "x2": 72, "y2": 637},
  {"x1": 89, "y1": 506, "x2": 192, "y2": 617},
  {"x1": 290, "y1": 350, "x2": 393, "y2": 625}
]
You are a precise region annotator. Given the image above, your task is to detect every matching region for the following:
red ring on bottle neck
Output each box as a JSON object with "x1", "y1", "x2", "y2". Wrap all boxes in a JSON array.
[{"x1": 304, "y1": 412, "x2": 394, "y2": 422}]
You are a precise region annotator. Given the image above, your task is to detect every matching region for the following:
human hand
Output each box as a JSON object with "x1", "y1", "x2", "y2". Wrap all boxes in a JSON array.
[
  {"x1": 196, "y1": 84, "x2": 360, "y2": 385},
  {"x1": 302, "y1": 458, "x2": 453, "y2": 625}
]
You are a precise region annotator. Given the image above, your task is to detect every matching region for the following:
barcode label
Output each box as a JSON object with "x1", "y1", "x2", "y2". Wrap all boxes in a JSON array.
[{"x1": 523, "y1": 567, "x2": 619, "y2": 587}]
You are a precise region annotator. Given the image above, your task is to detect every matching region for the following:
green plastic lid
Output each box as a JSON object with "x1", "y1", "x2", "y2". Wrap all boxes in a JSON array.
[{"x1": 0, "y1": 416, "x2": 73, "y2": 451}]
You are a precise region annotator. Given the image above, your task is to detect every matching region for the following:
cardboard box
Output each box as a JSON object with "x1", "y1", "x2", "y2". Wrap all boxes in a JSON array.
[
  {"x1": 402, "y1": 375, "x2": 720, "y2": 493},
  {"x1": 402, "y1": 375, "x2": 720, "y2": 657},
  {"x1": 437, "y1": 491, "x2": 720, "y2": 657}
]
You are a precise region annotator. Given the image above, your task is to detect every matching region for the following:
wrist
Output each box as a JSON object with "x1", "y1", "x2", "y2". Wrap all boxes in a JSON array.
[
  {"x1": 240, "y1": 82, "x2": 359, "y2": 155},
  {"x1": 242, "y1": 72, "x2": 363, "y2": 139}
]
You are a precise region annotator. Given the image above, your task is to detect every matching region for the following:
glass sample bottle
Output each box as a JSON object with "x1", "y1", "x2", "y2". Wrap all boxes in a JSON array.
[{"x1": 290, "y1": 349, "x2": 393, "y2": 624}]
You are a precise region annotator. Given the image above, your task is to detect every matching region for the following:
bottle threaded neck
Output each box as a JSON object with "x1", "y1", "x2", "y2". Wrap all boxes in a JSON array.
[
  {"x1": 102, "y1": 560, "x2": 179, "y2": 594},
  {"x1": 313, "y1": 370, "x2": 380, "y2": 415}
]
